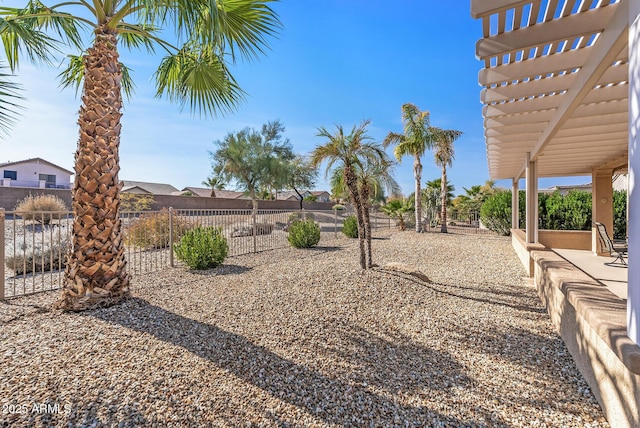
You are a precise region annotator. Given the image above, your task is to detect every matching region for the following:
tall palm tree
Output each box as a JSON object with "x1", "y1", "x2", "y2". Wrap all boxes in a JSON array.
[
  {"x1": 383, "y1": 103, "x2": 432, "y2": 233},
  {"x1": 311, "y1": 120, "x2": 384, "y2": 269},
  {"x1": 431, "y1": 127, "x2": 463, "y2": 233},
  {"x1": 0, "y1": 1, "x2": 280, "y2": 311}
]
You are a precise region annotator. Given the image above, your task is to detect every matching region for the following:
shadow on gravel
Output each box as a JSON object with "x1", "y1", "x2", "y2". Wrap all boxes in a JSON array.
[
  {"x1": 376, "y1": 268, "x2": 546, "y2": 315},
  {"x1": 191, "y1": 264, "x2": 252, "y2": 276},
  {"x1": 87, "y1": 298, "x2": 477, "y2": 426}
]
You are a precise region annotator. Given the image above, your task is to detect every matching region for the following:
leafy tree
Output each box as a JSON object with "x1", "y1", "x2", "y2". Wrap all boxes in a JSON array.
[
  {"x1": 384, "y1": 103, "x2": 433, "y2": 233},
  {"x1": 0, "y1": 0, "x2": 280, "y2": 311},
  {"x1": 284, "y1": 155, "x2": 318, "y2": 209},
  {"x1": 431, "y1": 127, "x2": 462, "y2": 232},
  {"x1": 210, "y1": 120, "x2": 293, "y2": 216},
  {"x1": 311, "y1": 120, "x2": 385, "y2": 269}
]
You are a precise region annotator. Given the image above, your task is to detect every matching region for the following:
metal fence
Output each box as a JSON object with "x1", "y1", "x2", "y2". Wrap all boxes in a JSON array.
[{"x1": 1, "y1": 208, "x2": 391, "y2": 300}]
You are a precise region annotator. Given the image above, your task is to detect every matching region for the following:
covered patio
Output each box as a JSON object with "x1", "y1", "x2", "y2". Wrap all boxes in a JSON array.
[{"x1": 471, "y1": 1, "x2": 639, "y2": 426}]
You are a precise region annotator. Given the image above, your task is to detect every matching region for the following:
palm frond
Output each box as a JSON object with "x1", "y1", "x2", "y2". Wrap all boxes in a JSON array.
[
  {"x1": 58, "y1": 53, "x2": 136, "y2": 100},
  {"x1": 0, "y1": 61, "x2": 23, "y2": 137},
  {"x1": 154, "y1": 43, "x2": 246, "y2": 117},
  {"x1": 0, "y1": 13, "x2": 59, "y2": 70}
]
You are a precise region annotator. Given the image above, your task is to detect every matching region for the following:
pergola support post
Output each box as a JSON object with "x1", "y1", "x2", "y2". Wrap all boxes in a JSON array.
[
  {"x1": 591, "y1": 168, "x2": 614, "y2": 255},
  {"x1": 525, "y1": 153, "x2": 538, "y2": 244},
  {"x1": 628, "y1": 0, "x2": 640, "y2": 345},
  {"x1": 512, "y1": 179, "x2": 519, "y2": 230}
]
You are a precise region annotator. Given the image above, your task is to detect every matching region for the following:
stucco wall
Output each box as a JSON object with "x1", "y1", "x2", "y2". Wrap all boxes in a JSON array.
[
  {"x1": 538, "y1": 230, "x2": 592, "y2": 250},
  {"x1": 0, "y1": 187, "x2": 335, "y2": 212}
]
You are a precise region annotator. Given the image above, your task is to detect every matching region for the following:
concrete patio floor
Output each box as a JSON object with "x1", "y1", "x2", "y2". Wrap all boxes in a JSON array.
[{"x1": 553, "y1": 248, "x2": 628, "y2": 300}]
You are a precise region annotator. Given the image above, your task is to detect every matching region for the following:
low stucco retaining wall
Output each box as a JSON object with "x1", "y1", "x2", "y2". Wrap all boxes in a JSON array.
[
  {"x1": 533, "y1": 249, "x2": 640, "y2": 428},
  {"x1": 538, "y1": 229, "x2": 592, "y2": 251}
]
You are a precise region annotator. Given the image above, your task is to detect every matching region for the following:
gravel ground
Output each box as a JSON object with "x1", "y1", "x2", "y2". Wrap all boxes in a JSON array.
[{"x1": 0, "y1": 231, "x2": 608, "y2": 427}]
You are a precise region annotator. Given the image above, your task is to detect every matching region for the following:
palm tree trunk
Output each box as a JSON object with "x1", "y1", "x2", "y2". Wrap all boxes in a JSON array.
[
  {"x1": 441, "y1": 166, "x2": 448, "y2": 233},
  {"x1": 345, "y1": 166, "x2": 366, "y2": 269},
  {"x1": 360, "y1": 185, "x2": 373, "y2": 268},
  {"x1": 414, "y1": 155, "x2": 422, "y2": 233},
  {"x1": 56, "y1": 29, "x2": 129, "y2": 311}
]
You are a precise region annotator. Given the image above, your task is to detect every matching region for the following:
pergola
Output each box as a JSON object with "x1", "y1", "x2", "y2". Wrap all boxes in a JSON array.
[{"x1": 471, "y1": 0, "x2": 639, "y2": 424}]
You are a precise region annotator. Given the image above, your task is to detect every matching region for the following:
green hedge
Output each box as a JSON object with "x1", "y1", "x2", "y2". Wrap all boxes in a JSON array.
[{"x1": 287, "y1": 219, "x2": 321, "y2": 248}]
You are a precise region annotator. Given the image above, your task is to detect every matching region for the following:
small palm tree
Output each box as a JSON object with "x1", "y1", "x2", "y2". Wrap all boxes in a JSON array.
[
  {"x1": 356, "y1": 157, "x2": 400, "y2": 267},
  {"x1": 0, "y1": 1, "x2": 280, "y2": 311},
  {"x1": 331, "y1": 156, "x2": 399, "y2": 267},
  {"x1": 202, "y1": 174, "x2": 226, "y2": 197},
  {"x1": 384, "y1": 103, "x2": 433, "y2": 233},
  {"x1": 311, "y1": 120, "x2": 385, "y2": 269},
  {"x1": 431, "y1": 127, "x2": 463, "y2": 233},
  {"x1": 381, "y1": 198, "x2": 414, "y2": 231}
]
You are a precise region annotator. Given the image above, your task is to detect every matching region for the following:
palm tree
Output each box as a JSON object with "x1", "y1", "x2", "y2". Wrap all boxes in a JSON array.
[
  {"x1": 383, "y1": 103, "x2": 433, "y2": 233},
  {"x1": 0, "y1": 1, "x2": 280, "y2": 311},
  {"x1": 356, "y1": 157, "x2": 400, "y2": 268},
  {"x1": 311, "y1": 120, "x2": 384, "y2": 269},
  {"x1": 381, "y1": 198, "x2": 414, "y2": 231},
  {"x1": 202, "y1": 173, "x2": 226, "y2": 197},
  {"x1": 330, "y1": 156, "x2": 399, "y2": 267},
  {"x1": 431, "y1": 127, "x2": 463, "y2": 233}
]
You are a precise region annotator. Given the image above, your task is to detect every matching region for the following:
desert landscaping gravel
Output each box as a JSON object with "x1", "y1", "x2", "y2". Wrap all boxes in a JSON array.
[{"x1": 0, "y1": 231, "x2": 608, "y2": 427}]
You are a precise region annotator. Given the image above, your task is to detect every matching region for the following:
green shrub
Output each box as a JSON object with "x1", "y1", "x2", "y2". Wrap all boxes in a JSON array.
[
  {"x1": 120, "y1": 193, "x2": 154, "y2": 211},
  {"x1": 332, "y1": 204, "x2": 345, "y2": 211},
  {"x1": 480, "y1": 191, "x2": 512, "y2": 236},
  {"x1": 125, "y1": 210, "x2": 191, "y2": 250},
  {"x1": 342, "y1": 215, "x2": 359, "y2": 238},
  {"x1": 174, "y1": 226, "x2": 228, "y2": 270},
  {"x1": 613, "y1": 190, "x2": 627, "y2": 239},
  {"x1": 287, "y1": 219, "x2": 320, "y2": 248},
  {"x1": 15, "y1": 194, "x2": 68, "y2": 225}
]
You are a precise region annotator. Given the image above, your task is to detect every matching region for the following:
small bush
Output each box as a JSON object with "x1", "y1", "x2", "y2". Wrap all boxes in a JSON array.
[
  {"x1": 174, "y1": 227, "x2": 228, "y2": 270},
  {"x1": 332, "y1": 204, "x2": 345, "y2": 211},
  {"x1": 480, "y1": 191, "x2": 512, "y2": 236},
  {"x1": 15, "y1": 194, "x2": 68, "y2": 225},
  {"x1": 125, "y1": 210, "x2": 191, "y2": 250},
  {"x1": 6, "y1": 238, "x2": 70, "y2": 275},
  {"x1": 342, "y1": 215, "x2": 359, "y2": 238},
  {"x1": 287, "y1": 219, "x2": 321, "y2": 248},
  {"x1": 231, "y1": 222, "x2": 274, "y2": 237}
]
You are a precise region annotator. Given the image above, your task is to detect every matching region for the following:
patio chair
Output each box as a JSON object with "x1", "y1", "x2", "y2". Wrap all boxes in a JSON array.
[{"x1": 594, "y1": 222, "x2": 627, "y2": 266}]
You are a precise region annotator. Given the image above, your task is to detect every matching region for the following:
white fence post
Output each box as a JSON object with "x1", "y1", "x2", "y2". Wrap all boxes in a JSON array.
[{"x1": 0, "y1": 208, "x2": 4, "y2": 300}]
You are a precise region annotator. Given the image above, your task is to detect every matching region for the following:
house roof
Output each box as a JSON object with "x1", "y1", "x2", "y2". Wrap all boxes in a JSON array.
[
  {"x1": 472, "y1": 0, "x2": 629, "y2": 180},
  {"x1": 0, "y1": 157, "x2": 74, "y2": 175},
  {"x1": 311, "y1": 190, "x2": 330, "y2": 196},
  {"x1": 121, "y1": 180, "x2": 180, "y2": 195},
  {"x1": 179, "y1": 187, "x2": 246, "y2": 199}
]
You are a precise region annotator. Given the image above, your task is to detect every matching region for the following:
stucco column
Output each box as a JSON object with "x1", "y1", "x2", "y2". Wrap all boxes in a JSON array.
[
  {"x1": 525, "y1": 153, "x2": 538, "y2": 244},
  {"x1": 628, "y1": 0, "x2": 640, "y2": 345},
  {"x1": 591, "y1": 168, "x2": 614, "y2": 255},
  {"x1": 512, "y1": 179, "x2": 519, "y2": 230}
]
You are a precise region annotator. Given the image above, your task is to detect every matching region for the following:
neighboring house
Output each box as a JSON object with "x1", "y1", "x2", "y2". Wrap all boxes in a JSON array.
[
  {"x1": 180, "y1": 187, "x2": 246, "y2": 199},
  {"x1": 0, "y1": 157, "x2": 73, "y2": 189},
  {"x1": 311, "y1": 191, "x2": 331, "y2": 202},
  {"x1": 121, "y1": 180, "x2": 180, "y2": 195},
  {"x1": 539, "y1": 183, "x2": 592, "y2": 195},
  {"x1": 613, "y1": 174, "x2": 628, "y2": 192}
]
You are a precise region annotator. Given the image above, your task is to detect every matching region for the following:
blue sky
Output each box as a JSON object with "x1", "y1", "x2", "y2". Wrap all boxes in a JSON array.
[{"x1": 1, "y1": 1, "x2": 589, "y2": 196}]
